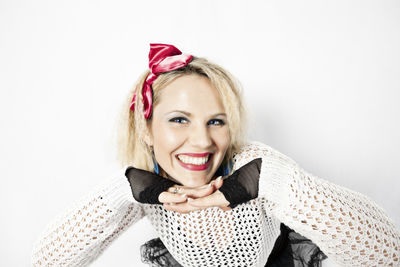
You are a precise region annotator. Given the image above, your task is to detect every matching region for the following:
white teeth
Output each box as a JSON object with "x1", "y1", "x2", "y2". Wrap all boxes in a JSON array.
[{"x1": 177, "y1": 155, "x2": 209, "y2": 165}]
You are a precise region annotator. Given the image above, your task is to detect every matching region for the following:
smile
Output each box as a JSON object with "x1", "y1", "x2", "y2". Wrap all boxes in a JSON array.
[{"x1": 176, "y1": 153, "x2": 212, "y2": 171}]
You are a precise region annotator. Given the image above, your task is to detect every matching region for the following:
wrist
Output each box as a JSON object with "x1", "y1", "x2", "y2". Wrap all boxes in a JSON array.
[{"x1": 219, "y1": 178, "x2": 251, "y2": 208}]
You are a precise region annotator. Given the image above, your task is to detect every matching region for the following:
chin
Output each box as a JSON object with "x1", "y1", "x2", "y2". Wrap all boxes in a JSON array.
[{"x1": 181, "y1": 175, "x2": 210, "y2": 188}]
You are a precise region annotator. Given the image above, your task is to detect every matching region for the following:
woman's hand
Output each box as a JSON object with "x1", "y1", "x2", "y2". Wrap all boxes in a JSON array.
[{"x1": 159, "y1": 177, "x2": 231, "y2": 214}]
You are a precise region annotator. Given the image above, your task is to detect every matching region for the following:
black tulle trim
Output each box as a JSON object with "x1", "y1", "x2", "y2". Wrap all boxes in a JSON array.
[
  {"x1": 266, "y1": 224, "x2": 327, "y2": 267},
  {"x1": 140, "y1": 224, "x2": 327, "y2": 267},
  {"x1": 140, "y1": 238, "x2": 183, "y2": 267}
]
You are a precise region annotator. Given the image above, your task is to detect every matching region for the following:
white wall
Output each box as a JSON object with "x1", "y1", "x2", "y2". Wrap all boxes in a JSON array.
[{"x1": 0, "y1": 0, "x2": 399, "y2": 266}]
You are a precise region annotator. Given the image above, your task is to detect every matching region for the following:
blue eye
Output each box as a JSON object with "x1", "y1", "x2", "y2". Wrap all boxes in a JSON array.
[
  {"x1": 208, "y1": 119, "x2": 225, "y2": 126},
  {"x1": 169, "y1": 117, "x2": 188, "y2": 124}
]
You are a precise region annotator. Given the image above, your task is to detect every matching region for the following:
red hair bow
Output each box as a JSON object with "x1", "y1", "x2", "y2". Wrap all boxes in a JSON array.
[{"x1": 130, "y1": 44, "x2": 193, "y2": 119}]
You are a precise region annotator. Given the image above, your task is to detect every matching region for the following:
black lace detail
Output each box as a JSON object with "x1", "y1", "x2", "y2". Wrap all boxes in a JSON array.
[
  {"x1": 140, "y1": 224, "x2": 327, "y2": 267},
  {"x1": 218, "y1": 178, "x2": 250, "y2": 208},
  {"x1": 266, "y1": 224, "x2": 327, "y2": 266},
  {"x1": 219, "y1": 158, "x2": 262, "y2": 208},
  {"x1": 140, "y1": 238, "x2": 183, "y2": 267},
  {"x1": 125, "y1": 166, "x2": 175, "y2": 204}
]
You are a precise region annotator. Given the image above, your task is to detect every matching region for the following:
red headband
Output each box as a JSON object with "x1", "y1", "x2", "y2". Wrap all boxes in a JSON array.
[{"x1": 130, "y1": 43, "x2": 193, "y2": 119}]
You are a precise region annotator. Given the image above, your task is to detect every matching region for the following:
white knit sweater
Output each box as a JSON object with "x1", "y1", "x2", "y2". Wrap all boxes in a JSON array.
[{"x1": 31, "y1": 142, "x2": 400, "y2": 266}]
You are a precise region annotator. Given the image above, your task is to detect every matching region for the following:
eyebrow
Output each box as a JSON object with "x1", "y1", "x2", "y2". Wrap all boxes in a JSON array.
[{"x1": 166, "y1": 110, "x2": 227, "y2": 117}]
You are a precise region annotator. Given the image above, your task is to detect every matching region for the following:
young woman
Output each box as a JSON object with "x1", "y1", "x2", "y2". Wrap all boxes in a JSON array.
[{"x1": 31, "y1": 44, "x2": 400, "y2": 267}]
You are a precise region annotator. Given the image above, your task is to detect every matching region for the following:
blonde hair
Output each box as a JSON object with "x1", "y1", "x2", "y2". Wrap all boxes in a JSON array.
[{"x1": 116, "y1": 57, "x2": 247, "y2": 173}]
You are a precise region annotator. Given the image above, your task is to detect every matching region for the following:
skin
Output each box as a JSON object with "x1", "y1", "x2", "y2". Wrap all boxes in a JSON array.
[
  {"x1": 146, "y1": 74, "x2": 231, "y2": 213},
  {"x1": 161, "y1": 177, "x2": 231, "y2": 213}
]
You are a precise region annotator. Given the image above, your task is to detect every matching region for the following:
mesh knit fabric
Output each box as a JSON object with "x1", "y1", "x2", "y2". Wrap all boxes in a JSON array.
[
  {"x1": 127, "y1": 158, "x2": 327, "y2": 266},
  {"x1": 31, "y1": 142, "x2": 400, "y2": 266}
]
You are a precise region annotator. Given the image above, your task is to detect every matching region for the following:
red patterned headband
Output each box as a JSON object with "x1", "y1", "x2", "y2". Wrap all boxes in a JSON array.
[{"x1": 130, "y1": 43, "x2": 193, "y2": 119}]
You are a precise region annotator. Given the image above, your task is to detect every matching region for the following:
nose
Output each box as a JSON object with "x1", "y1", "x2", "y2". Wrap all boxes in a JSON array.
[{"x1": 189, "y1": 124, "x2": 213, "y2": 148}]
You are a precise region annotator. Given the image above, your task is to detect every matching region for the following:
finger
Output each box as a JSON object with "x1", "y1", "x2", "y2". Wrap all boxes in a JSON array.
[
  {"x1": 169, "y1": 184, "x2": 215, "y2": 198},
  {"x1": 185, "y1": 183, "x2": 215, "y2": 198},
  {"x1": 187, "y1": 190, "x2": 229, "y2": 208},
  {"x1": 211, "y1": 176, "x2": 223, "y2": 190},
  {"x1": 158, "y1": 191, "x2": 187, "y2": 204},
  {"x1": 163, "y1": 202, "x2": 202, "y2": 214},
  {"x1": 167, "y1": 186, "x2": 184, "y2": 194}
]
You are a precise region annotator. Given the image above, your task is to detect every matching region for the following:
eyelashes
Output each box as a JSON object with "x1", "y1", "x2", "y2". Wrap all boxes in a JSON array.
[
  {"x1": 207, "y1": 119, "x2": 225, "y2": 126},
  {"x1": 168, "y1": 117, "x2": 188, "y2": 124},
  {"x1": 168, "y1": 117, "x2": 226, "y2": 126}
]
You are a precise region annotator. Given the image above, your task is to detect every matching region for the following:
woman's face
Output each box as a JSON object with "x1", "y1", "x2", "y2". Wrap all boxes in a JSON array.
[{"x1": 148, "y1": 74, "x2": 230, "y2": 187}]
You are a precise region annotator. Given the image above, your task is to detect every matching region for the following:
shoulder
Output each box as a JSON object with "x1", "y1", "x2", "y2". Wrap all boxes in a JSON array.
[{"x1": 232, "y1": 141, "x2": 297, "y2": 170}]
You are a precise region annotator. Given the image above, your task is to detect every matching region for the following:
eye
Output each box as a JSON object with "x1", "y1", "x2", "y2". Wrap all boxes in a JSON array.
[
  {"x1": 169, "y1": 117, "x2": 188, "y2": 124},
  {"x1": 207, "y1": 119, "x2": 225, "y2": 126}
]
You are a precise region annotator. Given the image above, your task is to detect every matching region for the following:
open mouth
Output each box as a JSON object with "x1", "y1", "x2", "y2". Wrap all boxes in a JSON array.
[{"x1": 175, "y1": 153, "x2": 213, "y2": 171}]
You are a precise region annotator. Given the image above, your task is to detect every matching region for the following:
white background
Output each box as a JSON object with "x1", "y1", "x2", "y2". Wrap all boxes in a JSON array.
[{"x1": 1, "y1": 0, "x2": 399, "y2": 266}]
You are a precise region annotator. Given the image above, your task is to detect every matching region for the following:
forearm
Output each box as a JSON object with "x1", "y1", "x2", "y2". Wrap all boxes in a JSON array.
[
  {"x1": 259, "y1": 151, "x2": 400, "y2": 266},
  {"x1": 31, "y1": 170, "x2": 144, "y2": 266},
  {"x1": 230, "y1": 142, "x2": 400, "y2": 266}
]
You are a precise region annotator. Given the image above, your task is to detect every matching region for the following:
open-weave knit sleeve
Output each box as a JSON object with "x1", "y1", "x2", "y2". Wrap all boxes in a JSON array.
[
  {"x1": 233, "y1": 142, "x2": 400, "y2": 267},
  {"x1": 31, "y1": 169, "x2": 144, "y2": 266}
]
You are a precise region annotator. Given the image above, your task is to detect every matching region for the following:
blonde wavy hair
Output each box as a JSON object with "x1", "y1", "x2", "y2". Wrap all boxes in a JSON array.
[{"x1": 116, "y1": 57, "x2": 247, "y2": 174}]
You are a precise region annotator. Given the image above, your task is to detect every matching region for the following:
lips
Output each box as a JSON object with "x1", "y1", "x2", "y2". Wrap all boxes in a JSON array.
[{"x1": 176, "y1": 153, "x2": 212, "y2": 171}]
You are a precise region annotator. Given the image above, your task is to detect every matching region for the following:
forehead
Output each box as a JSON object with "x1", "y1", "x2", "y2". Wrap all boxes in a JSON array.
[{"x1": 155, "y1": 74, "x2": 225, "y2": 113}]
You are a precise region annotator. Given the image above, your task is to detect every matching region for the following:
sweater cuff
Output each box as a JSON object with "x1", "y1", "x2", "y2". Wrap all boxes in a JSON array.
[
  {"x1": 94, "y1": 169, "x2": 136, "y2": 211},
  {"x1": 138, "y1": 178, "x2": 176, "y2": 204},
  {"x1": 219, "y1": 178, "x2": 252, "y2": 208}
]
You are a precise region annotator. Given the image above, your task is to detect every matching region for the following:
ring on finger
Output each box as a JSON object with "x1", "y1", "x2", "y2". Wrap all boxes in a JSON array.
[{"x1": 173, "y1": 187, "x2": 180, "y2": 194}]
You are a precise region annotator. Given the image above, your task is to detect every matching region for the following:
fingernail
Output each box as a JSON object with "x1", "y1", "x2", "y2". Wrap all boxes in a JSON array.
[
  {"x1": 187, "y1": 197, "x2": 193, "y2": 202},
  {"x1": 217, "y1": 176, "x2": 222, "y2": 181},
  {"x1": 182, "y1": 193, "x2": 187, "y2": 198}
]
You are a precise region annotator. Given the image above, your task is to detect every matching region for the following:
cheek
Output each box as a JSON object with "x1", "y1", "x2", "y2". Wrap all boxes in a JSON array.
[
  {"x1": 213, "y1": 127, "x2": 231, "y2": 151},
  {"x1": 152, "y1": 124, "x2": 186, "y2": 156}
]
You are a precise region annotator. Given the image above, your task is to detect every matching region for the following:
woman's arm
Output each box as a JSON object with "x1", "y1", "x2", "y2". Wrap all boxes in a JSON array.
[
  {"x1": 125, "y1": 166, "x2": 231, "y2": 213},
  {"x1": 234, "y1": 141, "x2": 400, "y2": 266},
  {"x1": 31, "y1": 169, "x2": 144, "y2": 266},
  {"x1": 124, "y1": 164, "x2": 252, "y2": 212}
]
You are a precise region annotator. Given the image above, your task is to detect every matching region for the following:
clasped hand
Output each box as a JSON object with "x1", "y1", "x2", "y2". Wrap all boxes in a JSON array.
[{"x1": 158, "y1": 177, "x2": 231, "y2": 214}]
